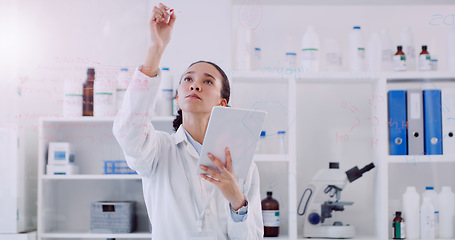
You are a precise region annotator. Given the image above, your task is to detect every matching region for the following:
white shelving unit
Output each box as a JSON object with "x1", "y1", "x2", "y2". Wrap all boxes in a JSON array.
[{"x1": 37, "y1": 116, "x2": 174, "y2": 240}]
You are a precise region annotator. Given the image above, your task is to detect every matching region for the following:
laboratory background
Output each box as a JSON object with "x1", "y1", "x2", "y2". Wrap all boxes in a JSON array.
[{"x1": 1, "y1": 0, "x2": 455, "y2": 239}]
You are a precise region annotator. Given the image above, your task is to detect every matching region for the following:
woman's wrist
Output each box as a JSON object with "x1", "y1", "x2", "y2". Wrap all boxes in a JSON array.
[
  {"x1": 231, "y1": 193, "x2": 246, "y2": 211},
  {"x1": 142, "y1": 45, "x2": 166, "y2": 77}
]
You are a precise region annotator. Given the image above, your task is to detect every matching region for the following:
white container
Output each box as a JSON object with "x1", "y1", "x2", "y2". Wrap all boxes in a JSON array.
[
  {"x1": 322, "y1": 38, "x2": 342, "y2": 72},
  {"x1": 447, "y1": 26, "x2": 455, "y2": 71},
  {"x1": 277, "y1": 130, "x2": 286, "y2": 154},
  {"x1": 155, "y1": 67, "x2": 174, "y2": 116},
  {"x1": 301, "y1": 26, "x2": 320, "y2": 72},
  {"x1": 116, "y1": 68, "x2": 130, "y2": 113},
  {"x1": 251, "y1": 47, "x2": 262, "y2": 71},
  {"x1": 94, "y1": 78, "x2": 116, "y2": 118},
  {"x1": 422, "y1": 186, "x2": 439, "y2": 237},
  {"x1": 402, "y1": 186, "x2": 420, "y2": 239},
  {"x1": 421, "y1": 197, "x2": 436, "y2": 239},
  {"x1": 367, "y1": 32, "x2": 381, "y2": 72},
  {"x1": 380, "y1": 29, "x2": 394, "y2": 72},
  {"x1": 62, "y1": 80, "x2": 83, "y2": 118},
  {"x1": 285, "y1": 35, "x2": 297, "y2": 69},
  {"x1": 438, "y1": 186, "x2": 455, "y2": 238},
  {"x1": 349, "y1": 26, "x2": 365, "y2": 72},
  {"x1": 255, "y1": 131, "x2": 266, "y2": 154},
  {"x1": 400, "y1": 26, "x2": 416, "y2": 71}
]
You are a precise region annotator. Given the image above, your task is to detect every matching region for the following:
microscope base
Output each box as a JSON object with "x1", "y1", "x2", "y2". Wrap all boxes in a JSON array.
[{"x1": 303, "y1": 225, "x2": 355, "y2": 239}]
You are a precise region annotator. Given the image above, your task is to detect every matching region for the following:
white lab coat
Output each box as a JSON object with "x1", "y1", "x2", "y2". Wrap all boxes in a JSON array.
[{"x1": 113, "y1": 68, "x2": 264, "y2": 240}]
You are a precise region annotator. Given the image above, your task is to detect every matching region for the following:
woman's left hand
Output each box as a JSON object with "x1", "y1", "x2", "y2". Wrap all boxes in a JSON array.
[{"x1": 200, "y1": 147, "x2": 245, "y2": 211}]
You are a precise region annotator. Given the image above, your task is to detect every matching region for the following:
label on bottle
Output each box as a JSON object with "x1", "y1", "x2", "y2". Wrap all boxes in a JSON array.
[
  {"x1": 419, "y1": 54, "x2": 431, "y2": 71},
  {"x1": 301, "y1": 49, "x2": 319, "y2": 60},
  {"x1": 393, "y1": 222, "x2": 406, "y2": 239},
  {"x1": 262, "y1": 210, "x2": 280, "y2": 227},
  {"x1": 357, "y1": 48, "x2": 365, "y2": 59},
  {"x1": 393, "y1": 55, "x2": 406, "y2": 71}
]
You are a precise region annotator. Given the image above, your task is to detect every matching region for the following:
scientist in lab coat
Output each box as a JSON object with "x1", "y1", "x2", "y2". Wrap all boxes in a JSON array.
[{"x1": 112, "y1": 3, "x2": 263, "y2": 240}]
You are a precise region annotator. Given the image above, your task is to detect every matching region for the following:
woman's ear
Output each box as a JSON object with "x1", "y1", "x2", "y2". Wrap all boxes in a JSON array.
[{"x1": 219, "y1": 99, "x2": 227, "y2": 107}]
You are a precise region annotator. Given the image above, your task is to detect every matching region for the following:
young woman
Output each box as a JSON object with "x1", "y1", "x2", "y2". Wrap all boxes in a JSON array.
[{"x1": 113, "y1": 3, "x2": 263, "y2": 240}]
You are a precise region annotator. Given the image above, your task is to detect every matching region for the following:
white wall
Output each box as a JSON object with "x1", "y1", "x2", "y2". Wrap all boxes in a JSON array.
[{"x1": 1, "y1": 0, "x2": 455, "y2": 237}]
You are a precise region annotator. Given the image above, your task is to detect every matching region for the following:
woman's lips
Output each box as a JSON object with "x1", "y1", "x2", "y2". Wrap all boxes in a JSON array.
[{"x1": 186, "y1": 94, "x2": 201, "y2": 99}]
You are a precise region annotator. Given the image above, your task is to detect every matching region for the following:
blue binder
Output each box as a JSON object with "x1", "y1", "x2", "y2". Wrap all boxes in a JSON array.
[
  {"x1": 423, "y1": 89, "x2": 443, "y2": 155},
  {"x1": 388, "y1": 90, "x2": 408, "y2": 155}
]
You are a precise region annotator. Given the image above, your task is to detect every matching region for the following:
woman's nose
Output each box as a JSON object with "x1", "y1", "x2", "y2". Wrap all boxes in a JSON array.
[{"x1": 190, "y1": 86, "x2": 200, "y2": 91}]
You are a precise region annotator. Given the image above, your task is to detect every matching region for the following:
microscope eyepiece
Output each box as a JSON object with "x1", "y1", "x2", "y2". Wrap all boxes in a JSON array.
[{"x1": 345, "y1": 162, "x2": 375, "y2": 183}]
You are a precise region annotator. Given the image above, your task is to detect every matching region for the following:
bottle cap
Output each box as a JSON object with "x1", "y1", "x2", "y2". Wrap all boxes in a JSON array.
[
  {"x1": 353, "y1": 26, "x2": 361, "y2": 30},
  {"x1": 162, "y1": 67, "x2": 170, "y2": 71},
  {"x1": 278, "y1": 131, "x2": 286, "y2": 134},
  {"x1": 426, "y1": 186, "x2": 434, "y2": 190},
  {"x1": 267, "y1": 191, "x2": 272, "y2": 196},
  {"x1": 285, "y1": 52, "x2": 297, "y2": 56},
  {"x1": 254, "y1": 48, "x2": 261, "y2": 51},
  {"x1": 87, "y1": 68, "x2": 95, "y2": 75},
  {"x1": 397, "y1": 46, "x2": 403, "y2": 50},
  {"x1": 329, "y1": 162, "x2": 339, "y2": 169},
  {"x1": 260, "y1": 131, "x2": 266, "y2": 137},
  {"x1": 120, "y1": 68, "x2": 128, "y2": 71},
  {"x1": 422, "y1": 45, "x2": 428, "y2": 50},
  {"x1": 396, "y1": 211, "x2": 402, "y2": 215}
]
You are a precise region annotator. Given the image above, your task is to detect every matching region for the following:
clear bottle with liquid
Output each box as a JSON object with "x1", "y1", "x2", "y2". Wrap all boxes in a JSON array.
[
  {"x1": 82, "y1": 68, "x2": 95, "y2": 116},
  {"x1": 393, "y1": 46, "x2": 406, "y2": 71},
  {"x1": 349, "y1": 26, "x2": 365, "y2": 72},
  {"x1": 301, "y1": 26, "x2": 320, "y2": 72},
  {"x1": 262, "y1": 191, "x2": 280, "y2": 237}
]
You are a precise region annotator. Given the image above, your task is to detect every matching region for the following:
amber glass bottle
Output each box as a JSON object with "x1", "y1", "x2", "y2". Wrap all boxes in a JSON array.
[
  {"x1": 83, "y1": 68, "x2": 95, "y2": 116},
  {"x1": 393, "y1": 46, "x2": 406, "y2": 71},
  {"x1": 262, "y1": 191, "x2": 280, "y2": 237},
  {"x1": 392, "y1": 211, "x2": 405, "y2": 239}
]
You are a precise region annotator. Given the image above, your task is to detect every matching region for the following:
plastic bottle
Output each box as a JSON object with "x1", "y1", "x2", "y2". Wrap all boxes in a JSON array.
[
  {"x1": 82, "y1": 68, "x2": 95, "y2": 116},
  {"x1": 400, "y1": 26, "x2": 416, "y2": 71},
  {"x1": 349, "y1": 26, "x2": 365, "y2": 72},
  {"x1": 380, "y1": 29, "x2": 394, "y2": 71},
  {"x1": 322, "y1": 38, "x2": 342, "y2": 72},
  {"x1": 421, "y1": 197, "x2": 435, "y2": 239},
  {"x1": 262, "y1": 191, "x2": 280, "y2": 237},
  {"x1": 438, "y1": 186, "x2": 455, "y2": 238},
  {"x1": 447, "y1": 26, "x2": 455, "y2": 71},
  {"x1": 256, "y1": 131, "x2": 266, "y2": 154},
  {"x1": 93, "y1": 75, "x2": 116, "y2": 117},
  {"x1": 63, "y1": 80, "x2": 83, "y2": 118},
  {"x1": 155, "y1": 67, "x2": 173, "y2": 116},
  {"x1": 367, "y1": 32, "x2": 381, "y2": 72},
  {"x1": 393, "y1": 46, "x2": 406, "y2": 71},
  {"x1": 422, "y1": 186, "x2": 439, "y2": 237},
  {"x1": 250, "y1": 30, "x2": 262, "y2": 71},
  {"x1": 301, "y1": 26, "x2": 320, "y2": 72},
  {"x1": 392, "y1": 211, "x2": 405, "y2": 239},
  {"x1": 419, "y1": 45, "x2": 431, "y2": 71},
  {"x1": 285, "y1": 35, "x2": 297, "y2": 70},
  {"x1": 402, "y1": 186, "x2": 420, "y2": 239},
  {"x1": 116, "y1": 68, "x2": 130, "y2": 113},
  {"x1": 277, "y1": 131, "x2": 286, "y2": 154}
]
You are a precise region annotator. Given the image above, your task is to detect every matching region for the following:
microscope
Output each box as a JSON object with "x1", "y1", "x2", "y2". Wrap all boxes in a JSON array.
[{"x1": 298, "y1": 162, "x2": 375, "y2": 238}]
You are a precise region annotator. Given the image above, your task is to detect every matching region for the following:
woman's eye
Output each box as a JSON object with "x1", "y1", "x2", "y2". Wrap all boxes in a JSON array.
[
  {"x1": 205, "y1": 80, "x2": 213, "y2": 84},
  {"x1": 183, "y1": 77, "x2": 191, "y2": 82}
]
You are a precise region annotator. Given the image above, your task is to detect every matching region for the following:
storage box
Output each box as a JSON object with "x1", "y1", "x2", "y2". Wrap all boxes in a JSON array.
[
  {"x1": 90, "y1": 201, "x2": 135, "y2": 233},
  {"x1": 104, "y1": 160, "x2": 137, "y2": 174},
  {"x1": 47, "y1": 142, "x2": 75, "y2": 165},
  {"x1": 46, "y1": 164, "x2": 79, "y2": 175}
]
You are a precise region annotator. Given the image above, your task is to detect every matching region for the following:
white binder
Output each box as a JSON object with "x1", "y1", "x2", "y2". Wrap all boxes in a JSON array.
[{"x1": 442, "y1": 88, "x2": 455, "y2": 155}]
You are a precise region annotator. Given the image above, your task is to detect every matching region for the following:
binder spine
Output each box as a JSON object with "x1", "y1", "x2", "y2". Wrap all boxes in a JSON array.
[
  {"x1": 388, "y1": 90, "x2": 408, "y2": 155},
  {"x1": 407, "y1": 90, "x2": 424, "y2": 155},
  {"x1": 423, "y1": 89, "x2": 443, "y2": 155}
]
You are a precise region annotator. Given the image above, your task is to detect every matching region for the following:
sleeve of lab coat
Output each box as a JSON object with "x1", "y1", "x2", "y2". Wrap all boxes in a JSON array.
[
  {"x1": 227, "y1": 162, "x2": 264, "y2": 239},
  {"x1": 112, "y1": 68, "x2": 165, "y2": 177}
]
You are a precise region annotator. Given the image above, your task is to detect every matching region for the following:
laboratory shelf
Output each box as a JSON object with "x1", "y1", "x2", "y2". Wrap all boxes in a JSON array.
[
  {"x1": 388, "y1": 155, "x2": 455, "y2": 164},
  {"x1": 41, "y1": 231, "x2": 151, "y2": 239},
  {"x1": 254, "y1": 154, "x2": 289, "y2": 162},
  {"x1": 41, "y1": 174, "x2": 141, "y2": 180},
  {"x1": 39, "y1": 116, "x2": 175, "y2": 123}
]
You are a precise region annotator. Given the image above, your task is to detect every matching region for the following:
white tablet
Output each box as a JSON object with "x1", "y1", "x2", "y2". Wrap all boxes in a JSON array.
[{"x1": 196, "y1": 106, "x2": 267, "y2": 179}]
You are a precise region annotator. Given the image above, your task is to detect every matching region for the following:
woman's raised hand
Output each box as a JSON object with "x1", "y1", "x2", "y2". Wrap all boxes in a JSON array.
[
  {"x1": 149, "y1": 3, "x2": 176, "y2": 49},
  {"x1": 199, "y1": 148, "x2": 246, "y2": 211}
]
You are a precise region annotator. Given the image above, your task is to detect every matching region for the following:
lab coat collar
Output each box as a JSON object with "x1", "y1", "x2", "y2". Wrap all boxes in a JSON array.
[{"x1": 173, "y1": 125, "x2": 200, "y2": 160}]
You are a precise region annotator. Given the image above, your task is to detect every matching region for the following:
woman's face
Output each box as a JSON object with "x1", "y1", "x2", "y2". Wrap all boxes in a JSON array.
[{"x1": 176, "y1": 62, "x2": 227, "y2": 114}]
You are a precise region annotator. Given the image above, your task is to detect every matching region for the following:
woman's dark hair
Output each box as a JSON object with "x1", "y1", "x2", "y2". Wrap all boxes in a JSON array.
[{"x1": 172, "y1": 60, "x2": 230, "y2": 132}]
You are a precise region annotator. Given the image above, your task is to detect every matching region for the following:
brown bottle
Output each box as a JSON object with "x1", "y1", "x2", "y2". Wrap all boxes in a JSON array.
[
  {"x1": 82, "y1": 68, "x2": 95, "y2": 116},
  {"x1": 392, "y1": 211, "x2": 405, "y2": 239},
  {"x1": 394, "y1": 46, "x2": 406, "y2": 71},
  {"x1": 262, "y1": 191, "x2": 280, "y2": 237}
]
